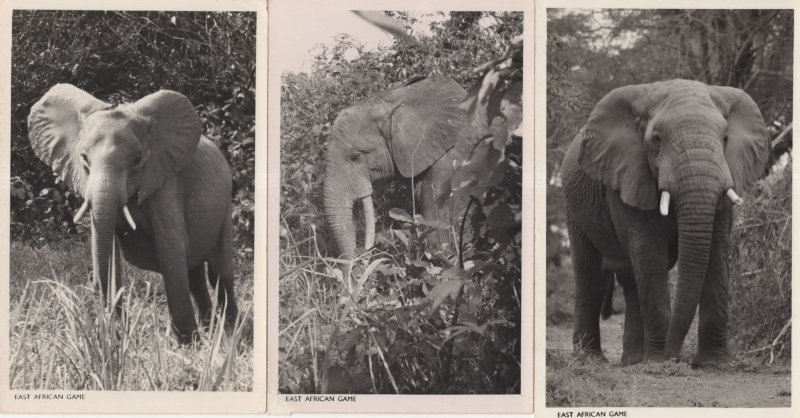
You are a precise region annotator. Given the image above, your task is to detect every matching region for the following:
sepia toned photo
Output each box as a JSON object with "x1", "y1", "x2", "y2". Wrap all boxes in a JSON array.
[
  {"x1": 269, "y1": 0, "x2": 532, "y2": 412},
  {"x1": 1, "y1": 1, "x2": 266, "y2": 412},
  {"x1": 544, "y1": 7, "x2": 793, "y2": 409}
]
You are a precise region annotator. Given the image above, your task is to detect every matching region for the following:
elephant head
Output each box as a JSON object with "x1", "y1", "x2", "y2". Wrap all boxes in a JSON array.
[
  {"x1": 28, "y1": 84, "x2": 201, "y2": 294},
  {"x1": 323, "y1": 77, "x2": 467, "y2": 258},
  {"x1": 577, "y1": 80, "x2": 770, "y2": 358}
]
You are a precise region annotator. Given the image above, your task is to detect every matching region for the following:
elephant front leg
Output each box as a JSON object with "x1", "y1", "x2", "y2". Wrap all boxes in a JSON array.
[
  {"x1": 189, "y1": 264, "x2": 213, "y2": 327},
  {"x1": 569, "y1": 228, "x2": 606, "y2": 359},
  {"x1": 616, "y1": 269, "x2": 645, "y2": 365},
  {"x1": 629, "y1": 235, "x2": 671, "y2": 362},
  {"x1": 150, "y1": 197, "x2": 198, "y2": 344},
  {"x1": 694, "y1": 207, "x2": 734, "y2": 368}
]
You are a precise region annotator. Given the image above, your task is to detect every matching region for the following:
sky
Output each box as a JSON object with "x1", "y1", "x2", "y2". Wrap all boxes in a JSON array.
[{"x1": 277, "y1": 10, "x2": 444, "y2": 74}]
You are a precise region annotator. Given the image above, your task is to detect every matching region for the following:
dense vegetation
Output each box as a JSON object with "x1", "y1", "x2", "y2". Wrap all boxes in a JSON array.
[
  {"x1": 9, "y1": 11, "x2": 256, "y2": 391},
  {"x1": 279, "y1": 11, "x2": 523, "y2": 393}
]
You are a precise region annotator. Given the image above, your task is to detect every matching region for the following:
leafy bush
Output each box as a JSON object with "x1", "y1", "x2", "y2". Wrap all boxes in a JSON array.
[
  {"x1": 11, "y1": 11, "x2": 255, "y2": 248},
  {"x1": 729, "y1": 159, "x2": 792, "y2": 362}
]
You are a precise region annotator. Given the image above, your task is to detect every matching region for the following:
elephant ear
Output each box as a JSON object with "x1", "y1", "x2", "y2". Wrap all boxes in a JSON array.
[
  {"x1": 128, "y1": 90, "x2": 201, "y2": 204},
  {"x1": 27, "y1": 84, "x2": 110, "y2": 197},
  {"x1": 709, "y1": 86, "x2": 771, "y2": 193},
  {"x1": 577, "y1": 85, "x2": 658, "y2": 210},
  {"x1": 386, "y1": 77, "x2": 467, "y2": 178}
]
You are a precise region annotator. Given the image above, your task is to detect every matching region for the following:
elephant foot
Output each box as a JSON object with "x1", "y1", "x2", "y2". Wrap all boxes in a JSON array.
[
  {"x1": 573, "y1": 348, "x2": 608, "y2": 363},
  {"x1": 691, "y1": 350, "x2": 735, "y2": 369},
  {"x1": 172, "y1": 323, "x2": 200, "y2": 345},
  {"x1": 643, "y1": 351, "x2": 671, "y2": 363},
  {"x1": 620, "y1": 350, "x2": 644, "y2": 366}
]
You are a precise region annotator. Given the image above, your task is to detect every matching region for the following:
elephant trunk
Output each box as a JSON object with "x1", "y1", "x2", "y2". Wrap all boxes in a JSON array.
[
  {"x1": 85, "y1": 167, "x2": 128, "y2": 297},
  {"x1": 323, "y1": 195, "x2": 375, "y2": 259},
  {"x1": 325, "y1": 196, "x2": 357, "y2": 259},
  {"x1": 664, "y1": 171, "x2": 723, "y2": 359}
]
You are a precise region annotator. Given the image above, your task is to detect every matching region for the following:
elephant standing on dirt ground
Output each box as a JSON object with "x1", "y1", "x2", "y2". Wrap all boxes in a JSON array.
[
  {"x1": 28, "y1": 84, "x2": 239, "y2": 344},
  {"x1": 561, "y1": 80, "x2": 770, "y2": 367},
  {"x1": 323, "y1": 76, "x2": 482, "y2": 258}
]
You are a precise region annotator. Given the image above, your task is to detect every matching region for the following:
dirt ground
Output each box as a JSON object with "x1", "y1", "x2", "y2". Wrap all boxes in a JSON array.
[{"x1": 546, "y1": 314, "x2": 791, "y2": 407}]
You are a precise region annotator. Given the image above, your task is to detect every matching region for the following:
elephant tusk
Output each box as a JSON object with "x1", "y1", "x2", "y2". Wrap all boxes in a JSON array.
[
  {"x1": 73, "y1": 200, "x2": 90, "y2": 223},
  {"x1": 726, "y1": 188, "x2": 744, "y2": 205},
  {"x1": 659, "y1": 191, "x2": 670, "y2": 216},
  {"x1": 362, "y1": 195, "x2": 375, "y2": 250},
  {"x1": 122, "y1": 205, "x2": 137, "y2": 230}
]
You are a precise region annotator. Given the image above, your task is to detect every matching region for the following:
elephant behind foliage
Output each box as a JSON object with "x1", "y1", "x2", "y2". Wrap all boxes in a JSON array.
[{"x1": 323, "y1": 76, "x2": 484, "y2": 258}]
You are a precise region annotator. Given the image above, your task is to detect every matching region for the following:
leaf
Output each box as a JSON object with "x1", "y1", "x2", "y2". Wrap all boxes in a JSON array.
[
  {"x1": 392, "y1": 228, "x2": 410, "y2": 247},
  {"x1": 416, "y1": 217, "x2": 450, "y2": 229},
  {"x1": 427, "y1": 279, "x2": 465, "y2": 313},
  {"x1": 450, "y1": 139, "x2": 507, "y2": 200},
  {"x1": 441, "y1": 267, "x2": 469, "y2": 280},
  {"x1": 352, "y1": 11, "x2": 422, "y2": 47},
  {"x1": 338, "y1": 328, "x2": 362, "y2": 353},
  {"x1": 389, "y1": 208, "x2": 414, "y2": 223}
]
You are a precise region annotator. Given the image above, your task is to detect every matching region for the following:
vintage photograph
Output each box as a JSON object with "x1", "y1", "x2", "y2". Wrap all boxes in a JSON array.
[
  {"x1": 545, "y1": 9, "x2": 792, "y2": 407},
  {"x1": 8, "y1": 10, "x2": 256, "y2": 392},
  {"x1": 277, "y1": 9, "x2": 523, "y2": 395}
]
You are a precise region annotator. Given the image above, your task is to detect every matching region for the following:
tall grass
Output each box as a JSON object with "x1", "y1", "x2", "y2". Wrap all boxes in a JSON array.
[{"x1": 9, "y1": 239, "x2": 254, "y2": 391}]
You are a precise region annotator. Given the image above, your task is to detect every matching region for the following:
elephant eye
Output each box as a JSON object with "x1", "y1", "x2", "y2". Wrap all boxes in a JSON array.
[
  {"x1": 132, "y1": 155, "x2": 143, "y2": 166},
  {"x1": 723, "y1": 135, "x2": 729, "y2": 144},
  {"x1": 80, "y1": 153, "x2": 89, "y2": 168},
  {"x1": 649, "y1": 133, "x2": 662, "y2": 148},
  {"x1": 350, "y1": 152, "x2": 361, "y2": 162}
]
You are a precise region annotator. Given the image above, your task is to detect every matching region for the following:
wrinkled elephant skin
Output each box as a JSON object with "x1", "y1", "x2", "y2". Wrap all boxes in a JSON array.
[
  {"x1": 28, "y1": 84, "x2": 239, "y2": 343},
  {"x1": 561, "y1": 80, "x2": 770, "y2": 367}
]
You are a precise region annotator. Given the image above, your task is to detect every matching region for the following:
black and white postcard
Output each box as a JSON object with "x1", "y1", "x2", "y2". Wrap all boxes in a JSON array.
[
  {"x1": 536, "y1": 1, "x2": 796, "y2": 417},
  {"x1": 0, "y1": 0, "x2": 267, "y2": 413},
  {"x1": 268, "y1": 0, "x2": 533, "y2": 413}
]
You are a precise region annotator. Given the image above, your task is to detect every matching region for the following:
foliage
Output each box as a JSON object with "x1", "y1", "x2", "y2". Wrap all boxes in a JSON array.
[
  {"x1": 546, "y1": 9, "x2": 793, "y2": 363},
  {"x1": 729, "y1": 160, "x2": 792, "y2": 361},
  {"x1": 11, "y1": 11, "x2": 256, "y2": 249},
  {"x1": 280, "y1": 11, "x2": 522, "y2": 393}
]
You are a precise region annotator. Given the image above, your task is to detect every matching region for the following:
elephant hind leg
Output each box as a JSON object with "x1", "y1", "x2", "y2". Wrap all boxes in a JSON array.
[
  {"x1": 568, "y1": 226, "x2": 606, "y2": 359},
  {"x1": 600, "y1": 269, "x2": 615, "y2": 319},
  {"x1": 189, "y1": 264, "x2": 213, "y2": 327},
  {"x1": 208, "y1": 215, "x2": 239, "y2": 325},
  {"x1": 616, "y1": 268, "x2": 645, "y2": 365}
]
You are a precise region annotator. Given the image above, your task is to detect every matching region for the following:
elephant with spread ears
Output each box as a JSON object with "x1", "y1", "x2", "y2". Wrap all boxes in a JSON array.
[
  {"x1": 561, "y1": 80, "x2": 770, "y2": 367},
  {"x1": 27, "y1": 84, "x2": 238, "y2": 344},
  {"x1": 323, "y1": 76, "x2": 479, "y2": 259}
]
